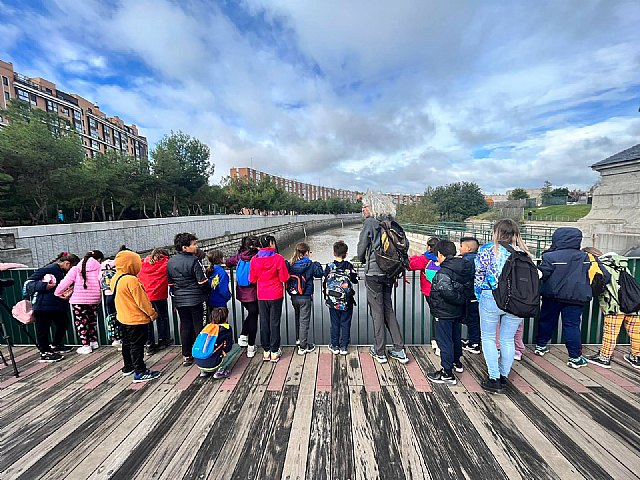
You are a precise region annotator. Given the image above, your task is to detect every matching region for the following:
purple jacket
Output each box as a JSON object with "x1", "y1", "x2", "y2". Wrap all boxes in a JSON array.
[{"x1": 226, "y1": 249, "x2": 258, "y2": 303}]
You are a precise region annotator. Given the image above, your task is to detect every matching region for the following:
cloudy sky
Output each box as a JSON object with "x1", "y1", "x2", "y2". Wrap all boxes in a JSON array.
[{"x1": 1, "y1": 0, "x2": 639, "y2": 194}]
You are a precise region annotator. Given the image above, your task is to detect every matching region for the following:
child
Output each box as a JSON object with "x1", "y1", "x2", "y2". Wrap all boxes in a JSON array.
[
  {"x1": 286, "y1": 242, "x2": 323, "y2": 355},
  {"x1": 535, "y1": 227, "x2": 610, "y2": 368},
  {"x1": 138, "y1": 248, "x2": 173, "y2": 354},
  {"x1": 426, "y1": 240, "x2": 473, "y2": 385},
  {"x1": 459, "y1": 237, "x2": 481, "y2": 355},
  {"x1": 226, "y1": 236, "x2": 260, "y2": 358},
  {"x1": 324, "y1": 240, "x2": 358, "y2": 355},
  {"x1": 193, "y1": 307, "x2": 241, "y2": 379},
  {"x1": 112, "y1": 249, "x2": 160, "y2": 383},
  {"x1": 249, "y1": 235, "x2": 290, "y2": 363},
  {"x1": 207, "y1": 249, "x2": 232, "y2": 314},
  {"x1": 100, "y1": 258, "x2": 123, "y2": 348},
  {"x1": 55, "y1": 250, "x2": 105, "y2": 355}
]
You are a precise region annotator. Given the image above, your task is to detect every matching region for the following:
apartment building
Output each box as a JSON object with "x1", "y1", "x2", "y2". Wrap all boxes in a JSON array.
[{"x1": 0, "y1": 59, "x2": 148, "y2": 159}]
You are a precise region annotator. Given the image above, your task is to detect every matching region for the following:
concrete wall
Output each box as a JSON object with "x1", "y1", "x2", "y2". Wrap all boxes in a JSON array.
[{"x1": 0, "y1": 214, "x2": 361, "y2": 267}]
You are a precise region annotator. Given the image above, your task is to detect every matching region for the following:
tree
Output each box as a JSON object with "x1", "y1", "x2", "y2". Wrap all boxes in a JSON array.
[
  {"x1": 427, "y1": 182, "x2": 488, "y2": 221},
  {"x1": 397, "y1": 195, "x2": 438, "y2": 224},
  {"x1": 508, "y1": 188, "x2": 529, "y2": 200},
  {"x1": 541, "y1": 180, "x2": 553, "y2": 203},
  {"x1": 551, "y1": 187, "x2": 569, "y2": 198}
]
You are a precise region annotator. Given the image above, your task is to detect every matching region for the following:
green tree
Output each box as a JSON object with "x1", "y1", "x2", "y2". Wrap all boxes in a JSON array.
[
  {"x1": 541, "y1": 180, "x2": 553, "y2": 203},
  {"x1": 397, "y1": 195, "x2": 438, "y2": 224},
  {"x1": 508, "y1": 188, "x2": 529, "y2": 200},
  {"x1": 551, "y1": 187, "x2": 569, "y2": 198},
  {"x1": 427, "y1": 182, "x2": 488, "y2": 221}
]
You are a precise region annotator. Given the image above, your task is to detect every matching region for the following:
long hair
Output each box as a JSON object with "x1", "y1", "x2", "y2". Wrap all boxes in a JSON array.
[
  {"x1": 149, "y1": 248, "x2": 170, "y2": 264},
  {"x1": 81, "y1": 250, "x2": 104, "y2": 289},
  {"x1": 492, "y1": 219, "x2": 530, "y2": 256},
  {"x1": 239, "y1": 235, "x2": 259, "y2": 254},
  {"x1": 50, "y1": 251, "x2": 80, "y2": 267},
  {"x1": 290, "y1": 242, "x2": 310, "y2": 263}
]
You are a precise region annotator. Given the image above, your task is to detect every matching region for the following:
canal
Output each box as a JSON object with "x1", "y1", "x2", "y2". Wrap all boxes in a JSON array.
[{"x1": 280, "y1": 224, "x2": 363, "y2": 264}]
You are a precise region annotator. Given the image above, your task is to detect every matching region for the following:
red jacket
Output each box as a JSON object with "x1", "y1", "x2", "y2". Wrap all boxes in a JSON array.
[
  {"x1": 137, "y1": 255, "x2": 169, "y2": 301},
  {"x1": 408, "y1": 253, "x2": 439, "y2": 297},
  {"x1": 249, "y1": 248, "x2": 290, "y2": 300}
]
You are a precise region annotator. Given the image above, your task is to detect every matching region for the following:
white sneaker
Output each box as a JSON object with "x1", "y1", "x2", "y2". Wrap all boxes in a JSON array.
[
  {"x1": 247, "y1": 345, "x2": 256, "y2": 358},
  {"x1": 238, "y1": 335, "x2": 248, "y2": 347},
  {"x1": 77, "y1": 345, "x2": 93, "y2": 355},
  {"x1": 112, "y1": 340, "x2": 123, "y2": 347},
  {"x1": 90, "y1": 341, "x2": 99, "y2": 350}
]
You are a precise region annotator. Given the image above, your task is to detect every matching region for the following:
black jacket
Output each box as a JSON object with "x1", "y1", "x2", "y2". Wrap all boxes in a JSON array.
[
  {"x1": 539, "y1": 227, "x2": 610, "y2": 305},
  {"x1": 167, "y1": 252, "x2": 208, "y2": 308},
  {"x1": 27, "y1": 263, "x2": 69, "y2": 312},
  {"x1": 429, "y1": 257, "x2": 473, "y2": 320}
]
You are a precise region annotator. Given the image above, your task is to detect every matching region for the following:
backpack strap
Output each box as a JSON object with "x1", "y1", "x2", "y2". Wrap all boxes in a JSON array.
[
  {"x1": 498, "y1": 241, "x2": 517, "y2": 254},
  {"x1": 112, "y1": 273, "x2": 133, "y2": 296}
]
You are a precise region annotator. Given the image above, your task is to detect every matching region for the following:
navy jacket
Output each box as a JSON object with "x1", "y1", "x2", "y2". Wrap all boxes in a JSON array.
[
  {"x1": 27, "y1": 263, "x2": 69, "y2": 312},
  {"x1": 429, "y1": 257, "x2": 474, "y2": 320},
  {"x1": 286, "y1": 258, "x2": 324, "y2": 297},
  {"x1": 539, "y1": 228, "x2": 610, "y2": 305}
]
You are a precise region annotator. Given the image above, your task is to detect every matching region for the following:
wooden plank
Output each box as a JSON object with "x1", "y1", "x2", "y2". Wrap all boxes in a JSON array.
[
  {"x1": 358, "y1": 348, "x2": 381, "y2": 392},
  {"x1": 219, "y1": 351, "x2": 253, "y2": 391},
  {"x1": 174, "y1": 364, "x2": 202, "y2": 391},
  {"x1": 0, "y1": 361, "x2": 49, "y2": 388},
  {"x1": 349, "y1": 386, "x2": 381, "y2": 480},
  {"x1": 129, "y1": 351, "x2": 178, "y2": 390},
  {"x1": 268, "y1": 347, "x2": 293, "y2": 391},
  {"x1": 582, "y1": 345, "x2": 640, "y2": 386},
  {"x1": 373, "y1": 356, "x2": 396, "y2": 386},
  {"x1": 541, "y1": 346, "x2": 600, "y2": 388},
  {"x1": 331, "y1": 355, "x2": 355, "y2": 480},
  {"x1": 523, "y1": 351, "x2": 591, "y2": 393},
  {"x1": 403, "y1": 348, "x2": 431, "y2": 392},
  {"x1": 305, "y1": 390, "x2": 331, "y2": 479},
  {"x1": 345, "y1": 346, "x2": 364, "y2": 386},
  {"x1": 316, "y1": 350, "x2": 332, "y2": 392},
  {"x1": 285, "y1": 347, "x2": 305, "y2": 386},
  {"x1": 38, "y1": 349, "x2": 110, "y2": 390}
]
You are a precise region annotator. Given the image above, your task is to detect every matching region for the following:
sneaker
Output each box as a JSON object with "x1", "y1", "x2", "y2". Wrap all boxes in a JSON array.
[
  {"x1": 514, "y1": 351, "x2": 522, "y2": 361},
  {"x1": 388, "y1": 349, "x2": 409, "y2": 364},
  {"x1": 427, "y1": 369, "x2": 456, "y2": 385},
  {"x1": 586, "y1": 354, "x2": 611, "y2": 369},
  {"x1": 145, "y1": 343, "x2": 159, "y2": 356},
  {"x1": 263, "y1": 350, "x2": 271, "y2": 362},
  {"x1": 133, "y1": 370, "x2": 161, "y2": 383},
  {"x1": 296, "y1": 339, "x2": 300, "y2": 346},
  {"x1": 157, "y1": 338, "x2": 174, "y2": 349},
  {"x1": 50, "y1": 344, "x2": 73, "y2": 353},
  {"x1": 182, "y1": 356, "x2": 194, "y2": 367},
  {"x1": 481, "y1": 378, "x2": 505, "y2": 394},
  {"x1": 271, "y1": 349, "x2": 282, "y2": 363},
  {"x1": 567, "y1": 356, "x2": 587, "y2": 369},
  {"x1": 238, "y1": 335, "x2": 249, "y2": 347},
  {"x1": 111, "y1": 340, "x2": 123, "y2": 348},
  {"x1": 500, "y1": 375, "x2": 508, "y2": 387},
  {"x1": 247, "y1": 345, "x2": 256, "y2": 358},
  {"x1": 340, "y1": 348, "x2": 348, "y2": 355},
  {"x1": 77, "y1": 345, "x2": 93, "y2": 355},
  {"x1": 624, "y1": 353, "x2": 640, "y2": 369},
  {"x1": 90, "y1": 341, "x2": 99, "y2": 350},
  {"x1": 213, "y1": 369, "x2": 230, "y2": 379},
  {"x1": 328, "y1": 345, "x2": 340, "y2": 355},
  {"x1": 298, "y1": 343, "x2": 316, "y2": 355},
  {"x1": 369, "y1": 346, "x2": 388, "y2": 364},
  {"x1": 122, "y1": 367, "x2": 135, "y2": 376},
  {"x1": 199, "y1": 371, "x2": 212, "y2": 378},
  {"x1": 461, "y1": 339, "x2": 470, "y2": 347},
  {"x1": 39, "y1": 351, "x2": 64, "y2": 363},
  {"x1": 454, "y1": 361, "x2": 464, "y2": 373},
  {"x1": 534, "y1": 345, "x2": 550, "y2": 356},
  {"x1": 463, "y1": 343, "x2": 481, "y2": 355}
]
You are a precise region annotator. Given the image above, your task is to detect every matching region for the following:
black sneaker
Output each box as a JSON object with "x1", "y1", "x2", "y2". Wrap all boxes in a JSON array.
[
  {"x1": 500, "y1": 375, "x2": 508, "y2": 387},
  {"x1": 297, "y1": 343, "x2": 316, "y2": 355},
  {"x1": 40, "y1": 352, "x2": 64, "y2": 363},
  {"x1": 157, "y1": 339, "x2": 174, "y2": 349},
  {"x1": 50, "y1": 344, "x2": 73, "y2": 353},
  {"x1": 481, "y1": 378, "x2": 505, "y2": 394},
  {"x1": 145, "y1": 343, "x2": 159, "y2": 356},
  {"x1": 586, "y1": 354, "x2": 611, "y2": 369},
  {"x1": 624, "y1": 353, "x2": 640, "y2": 370},
  {"x1": 183, "y1": 356, "x2": 194, "y2": 367},
  {"x1": 463, "y1": 343, "x2": 481, "y2": 355},
  {"x1": 454, "y1": 361, "x2": 464, "y2": 373},
  {"x1": 122, "y1": 367, "x2": 135, "y2": 376},
  {"x1": 427, "y1": 369, "x2": 457, "y2": 385}
]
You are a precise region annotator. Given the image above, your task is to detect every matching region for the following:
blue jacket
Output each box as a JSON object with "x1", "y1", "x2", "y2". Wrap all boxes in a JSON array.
[
  {"x1": 27, "y1": 263, "x2": 69, "y2": 312},
  {"x1": 286, "y1": 258, "x2": 324, "y2": 296},
  {"x1": 208, "y1": 264, "x2": 231, "y2": 307},
  {"x1": 462, "y1": 251, "x2": 477, "y2": 274},
  {"x1": 539, "y1": 227, "x2": 610, "y2": 305}
]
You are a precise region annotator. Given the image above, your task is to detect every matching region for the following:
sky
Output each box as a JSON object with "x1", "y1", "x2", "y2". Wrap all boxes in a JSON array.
[{"x1": 1, "y1": 0, "x2": 639, "y2": 195}]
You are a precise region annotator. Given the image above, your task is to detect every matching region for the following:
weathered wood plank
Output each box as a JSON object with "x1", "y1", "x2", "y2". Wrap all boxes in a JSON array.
[
  {"x1": 349, "y1": 386, "x2": 380, "y2": 480},
  {"x1": 345, "y1": 346, "x2": 364, "y2": 386},
  {"x1": 305, "y1": 390, "x2": 331, "y2": 479},
  {"x1": 358, "y1": 348, "x2": 381, "y2": 392},
  {"x1": 331, "y1": 355, "x2": 355, "y2": 480},
  {"x1": 285, "y1": 347, "x2": 305, "y2": 386},
  {"x1": 269, "y1": 347, "x2": 293, "y2": 391}
]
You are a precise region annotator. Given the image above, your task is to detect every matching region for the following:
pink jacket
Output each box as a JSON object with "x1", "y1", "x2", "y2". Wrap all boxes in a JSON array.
[
  {"x1": 55, "y1": 257, "x2": 103, "y2": 305},
  {"x1": 248, "y1": 248, "x2": 290, "y2": 301}
]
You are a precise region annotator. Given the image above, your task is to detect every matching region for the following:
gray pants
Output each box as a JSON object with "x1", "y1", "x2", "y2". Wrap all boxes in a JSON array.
[
  {"x1": 291, "y1": 296, "x2": 313, "y2": 348},
  {"x1": 366, "y1": 275, "x2": 404, "y2": 356}
]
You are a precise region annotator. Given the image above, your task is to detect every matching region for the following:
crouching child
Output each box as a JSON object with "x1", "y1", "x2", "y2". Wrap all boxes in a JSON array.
[{"x1": 192, "y1": 307, "x2": 241, "y2": 379}]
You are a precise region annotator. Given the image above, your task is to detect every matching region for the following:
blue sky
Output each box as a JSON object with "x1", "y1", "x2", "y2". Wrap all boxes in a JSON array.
[{"x1": 1, "y1": 0, "x2": 639, "y2": 194}]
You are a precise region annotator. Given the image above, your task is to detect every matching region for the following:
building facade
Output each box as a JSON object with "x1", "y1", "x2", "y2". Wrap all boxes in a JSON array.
[{"x1": 0, "y1": 59, "x2": 148, "y2": 159}]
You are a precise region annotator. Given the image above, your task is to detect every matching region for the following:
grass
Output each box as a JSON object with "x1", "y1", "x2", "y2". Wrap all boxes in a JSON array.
[{"x1": 527, "y1": 204, "x2": 592, "y2": 222}]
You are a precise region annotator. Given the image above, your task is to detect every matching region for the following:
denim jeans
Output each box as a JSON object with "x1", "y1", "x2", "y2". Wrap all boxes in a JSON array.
[
  {"x1": 329, "y1": 308, "x2": 353, "y2": 349},
  {"x1": 536, "y1": 297, "x2": 583, "y2": 358},
  {"x1": 479, "y1": 290, "x2": 522, "y2": 380},
  {"x1": 465, "y1": 300, "x2": 480, "y2": 345}
]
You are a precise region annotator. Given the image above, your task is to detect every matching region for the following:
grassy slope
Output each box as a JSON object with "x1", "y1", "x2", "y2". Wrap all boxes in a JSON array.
[{"x1": 528, "y1": 204, "x2": 592, "y2": 221}]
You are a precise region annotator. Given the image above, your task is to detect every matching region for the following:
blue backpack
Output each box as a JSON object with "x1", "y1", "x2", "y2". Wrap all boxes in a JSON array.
[
  {"x1": 192, "y1": 323, "x2": 233, "y2": 371},
  {"x1": 236, "y1": 259, "x2": 251, "y2": 287}
]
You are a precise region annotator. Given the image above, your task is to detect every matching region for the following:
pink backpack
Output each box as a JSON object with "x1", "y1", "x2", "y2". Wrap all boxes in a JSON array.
[{"x1": 12, "y1": 299, "x2": 34, "y2": 324}]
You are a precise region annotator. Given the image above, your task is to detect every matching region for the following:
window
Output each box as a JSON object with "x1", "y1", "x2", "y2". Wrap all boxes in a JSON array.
[
  {"x1": 89, "y1": 118, "x2": 96, "y2": 128},
  {"x1": 46, "y1": 100, "x2": 58, "y2": 112},
  {"x1": 17, "y1": 89, "x2": 29, "y2": 102},
  {"x1": 4, "y1": 92, "x2": 9, "y2": 101},
  {"x1": 62, "y1": 107, "x2": 69, "y2": 115},
  {"x1": 2, "y1": 76, "x2": 7, "y2": 86},
  {"x1": 75, "y1": 122, "x2": 83, "y2": 133},
  {"x1": 91, "y1": 139, "x2": 99, "y2": 150},
  {"x1": 73, "y1": 110, "x2": 81, "y2": 121},
  {"x1": 90, "y1": 129, "x2": 98, "y2": 139},
  {"x1": 45, "y1": 88, "x2": 53, "y2": 94},
  {"x1": 30, "y1": 94, "x2": 37, "y2": 106}
]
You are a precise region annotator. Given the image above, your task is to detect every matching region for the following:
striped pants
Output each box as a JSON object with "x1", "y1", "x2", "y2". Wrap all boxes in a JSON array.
[{"x1": 600, "y1": 314, "x2": 640, "y2": 358}]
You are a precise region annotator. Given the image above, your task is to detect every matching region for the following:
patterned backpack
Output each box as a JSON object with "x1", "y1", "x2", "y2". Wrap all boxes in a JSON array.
[{"x1": 324, "y1": 263, "x2": 354, "y2": 311}]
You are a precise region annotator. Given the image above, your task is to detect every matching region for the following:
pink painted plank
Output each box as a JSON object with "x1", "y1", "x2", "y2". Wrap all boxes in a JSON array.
[
  {"x1": 508, "y1": 369, "x2": 535, "y2": 394},
  {"x1": 39, "y1": 349, "x2": 110, "y2": 390},
  {"x1": 268, "y1": 349, "x2": 293, "y2": 391},
  {"x1": 0, "y1": 361, "x2": 49, "y2": 388},
  {"x1": 0, "y1": 349, "x2": 39, "y2": 369},
  {"x1": 129, "y1": 351, "x2": 179, "y2": 390},
  {"x1": 457, "y1": 369, "x2": 483, "y2": 393},
  {"x1": 84, "y1": 361, "x2": 125, "y2": 390},
  {"x1": 316, "y1": 351, "x2": 332, "y2": 392},
  {"x1": 404, "y1": 351, "x2": 431, "y2": 392},
  {"x1": 358, "y1": 351, "x2": 381, "y2": 392},
  {"x1": 219, "y1": 353, "x2": 251, "y2": 391},
  {"x1": 175, "y1": 365, "x2": 202, "y2": 391},
  {"x1": 525, "y1": 352, "x2": 591, "y2": 393},
  {"x1": 588, "y1": 364, "x2": 640, "y2": 393}
]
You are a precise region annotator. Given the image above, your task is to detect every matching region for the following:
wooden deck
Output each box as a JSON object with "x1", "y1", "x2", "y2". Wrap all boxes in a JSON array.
[{"x1": 1, "y1": 343, "x2": 639, "y2": 480}]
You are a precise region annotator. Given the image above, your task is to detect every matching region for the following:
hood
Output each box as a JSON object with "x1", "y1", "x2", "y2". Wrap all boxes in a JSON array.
[
  {"x1": 257, "y1": 247, "x2": 276, "y2": 258},
  {"x1": 424, "y1": 251, "x2": 438, "y2": 262},
  {"x1": 290, "y1": 257, "x2": 312, "y2": 274},
  {"x1": 115, "y1": 250, "x2": 142, "y2": 275},
  {"x1": 141, "y1": 255, "x2": 168, "y2": 272},
  {"x1": 239, "y1": 249, "x2": 257, "y2": 262},
  {"x1": 549, "y1": 227, "x2": 583, "y2": 251},
  {"x1": 441, "y1": 256, "x2": 473, "y2": 277},
  {"x1": 82, "y1": 257, "x2": 102, "y2": 272}
]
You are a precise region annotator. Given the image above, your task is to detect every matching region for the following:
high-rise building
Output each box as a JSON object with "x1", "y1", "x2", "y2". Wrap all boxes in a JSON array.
[{"x1": 0, "y1": 59, "x2": 148, "y2": 159}]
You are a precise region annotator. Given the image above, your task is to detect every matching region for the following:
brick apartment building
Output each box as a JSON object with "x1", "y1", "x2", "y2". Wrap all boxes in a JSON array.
[{"x1": 0, "y1": 59, "x2": 148, "y2": 159}]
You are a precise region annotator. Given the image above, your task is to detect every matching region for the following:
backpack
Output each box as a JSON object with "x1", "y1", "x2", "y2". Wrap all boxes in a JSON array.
[
  {"x1": 100, "y1": 263, "x2": 116, "y2": 292},
  {"x1": 192, "y1": 323, "x2": 233, "y2": 371},
  {"x1": 287, "y1": 273, "x2": 308, "y2": 296},
  {"x1": 492, "y1": 242, "x2": 540, "y2": 318},
  {"x1": 618, "y1": 270, "x2": 640, "y2": 314},
  {"x1": 374, "y1": 220, "x2": 410, "y2": 278},
  {"x1": 236, "y1": 259, "x2": 251, "y2": 287},
  {"x1": 324, "y1": 263, "x2": 354, "y2": 311},
  {"x1": 586, "y1": 253, "x2": 607, "y2": 297}
]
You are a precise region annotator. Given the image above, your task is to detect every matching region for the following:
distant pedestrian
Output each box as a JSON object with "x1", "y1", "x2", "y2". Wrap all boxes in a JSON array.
[
  {"x1": 527, "y1": 211, "x2": 533, "y2": 221},
  {"x1": 57, "y1": 209, "x2": 64, "y2": 223}
]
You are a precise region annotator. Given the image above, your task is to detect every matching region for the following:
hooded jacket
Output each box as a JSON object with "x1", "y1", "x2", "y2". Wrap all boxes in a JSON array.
[
  {"x1": 138, "y1": 255, "x2": 169, "y2": 301},
  {"x1": 226, "y1": 249, "x2": 258, "y2": 303},
  {"x1": 27, "y1": 263, "x2": 70, "y2": 312},
  {"x1": 112, "y1": 250, "x2": 158, "y2": 325},
  {"x1": 598, "y1": 255, "x2": 635, "y2": 316},
  {"x1": 429, "y1": 256, "x2": 474, "y2": 320},
  {"x1": 54, "y1": 257, "x2": 102, "y2": 305},
  {"x1": 208, "y1": 264, "x2": 231, "y2": 307},
  {"x1": 286, "y1": 257, "x2": 324, "y2": 297},
  {"x1": 357, "y1": 216, "x2": 385, "y2": 276},
  {"x1": 248, "y1": 247, "x2": 290, "y2": 300},
  {"x1": 408, "y1": 251, "x2": 440, "y2": 296},
  {"x1": 167, "y1": 251, "x2": 208, "y2": 308},
  {"x1": 539, "y1": 227, "x2": 610, "y2": 305}
]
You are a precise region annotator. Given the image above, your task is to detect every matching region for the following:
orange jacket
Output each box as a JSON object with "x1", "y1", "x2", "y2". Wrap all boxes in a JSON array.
[{"x1": 112, "y1": 250, "x2": 158, "y2": 325}]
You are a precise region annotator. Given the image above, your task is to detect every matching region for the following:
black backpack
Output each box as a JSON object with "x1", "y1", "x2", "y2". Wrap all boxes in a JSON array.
[
  {"x1": 492, "y1": 242, "x2": 540, "y2": 318},
  {"x1": 374, "y1": 220, "x2": 410, "y2": 278},
  {"x1": 618, "y1": 270, "x2": 640, "y2": 314}
]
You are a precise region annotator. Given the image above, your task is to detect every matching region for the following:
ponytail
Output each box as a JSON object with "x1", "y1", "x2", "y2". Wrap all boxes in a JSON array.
[
  {"x1": 50, "y1": 251, "x2": 80, "y2": 266},
  {"x1": 80, "y1": 250, "x2": 105, "y2": 289},
  {"x1": 290, "y1": 242, "x2": 310, "y2": 263}
]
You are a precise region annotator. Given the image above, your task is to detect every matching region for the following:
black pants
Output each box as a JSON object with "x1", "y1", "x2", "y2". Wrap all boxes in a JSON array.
[
  {"x1": 122, "y1": 323, "x2": 148, "y2": 374},
  {"x1": 366, "y1": 275, "x2": 404, "y2": 356},
  {"x1": 34, "y1": 310, "x2": 69, "y2": 352},
  {"x1": 148, "y1": 299, "x2": 172, "y2": 345},
  {"x1": 240, "y1": 301, "x2": 259, "y2": 345},
  {"x1": 465, "y1": 301, "x2": 480, "y2": 345},
  {"x1": 177, "y1": 304, "x2": 205, "y2": 357},
  {"x1": 259, "y1": 298, "x2": 283, "y2": 352},
  {"x1": 435, "y1": 317, "x2": 462, "y2": 372}
]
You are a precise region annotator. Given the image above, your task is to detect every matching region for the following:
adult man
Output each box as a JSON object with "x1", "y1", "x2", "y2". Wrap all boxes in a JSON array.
[{"x1": 357, "y1": 194, "x2": 408, "y2": 364}]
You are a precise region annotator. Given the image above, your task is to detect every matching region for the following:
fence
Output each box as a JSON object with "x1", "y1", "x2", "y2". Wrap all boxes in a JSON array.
[{"x1": 2, "y1": 259, "x2": 638, "y2": 347}]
